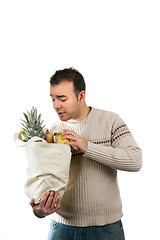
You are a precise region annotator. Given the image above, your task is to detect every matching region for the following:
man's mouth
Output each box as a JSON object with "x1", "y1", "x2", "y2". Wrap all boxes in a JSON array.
[{"x1": 57, "y1": 111, "x2": 66, "y2": 116}]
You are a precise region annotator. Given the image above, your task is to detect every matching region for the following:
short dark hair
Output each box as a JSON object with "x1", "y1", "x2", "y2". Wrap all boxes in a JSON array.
[{"x1": 50, "y1": 67, "x2": 86, "y2": 97}]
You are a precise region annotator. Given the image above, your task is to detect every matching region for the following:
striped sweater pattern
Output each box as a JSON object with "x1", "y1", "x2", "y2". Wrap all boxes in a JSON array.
[{"x1": 51, "y1": 107, "x2": 142, "y2": 226}]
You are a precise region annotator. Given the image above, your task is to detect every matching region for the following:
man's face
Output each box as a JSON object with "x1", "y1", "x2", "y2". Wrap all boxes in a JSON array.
[{"x1": 50, "y1": 81, "x2": 82, "y2": 121}]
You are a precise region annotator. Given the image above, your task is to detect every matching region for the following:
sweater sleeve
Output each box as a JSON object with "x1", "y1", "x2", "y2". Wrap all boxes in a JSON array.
[{"x1": 84, "y1": 114, "x2": 142, "y2": 172}]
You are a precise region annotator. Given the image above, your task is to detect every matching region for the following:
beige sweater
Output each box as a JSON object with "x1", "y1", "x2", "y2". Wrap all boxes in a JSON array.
[{"x1": 52, "y1": 107, "x2": 142, "y2": 226}]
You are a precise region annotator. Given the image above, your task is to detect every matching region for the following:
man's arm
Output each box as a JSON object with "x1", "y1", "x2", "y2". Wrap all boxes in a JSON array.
[
  {"x1": 63, "y1": 115, "x2": 142, "y2": 172},
  {"x1": 85, "y1": 114, "x2": 142, "y2": 172},
  {"x1": 30, "y1": 191, "x2": 60, "y2": 218},
  {"x1": 85, "y1": 141, "x2": 142, "y2": 172}
]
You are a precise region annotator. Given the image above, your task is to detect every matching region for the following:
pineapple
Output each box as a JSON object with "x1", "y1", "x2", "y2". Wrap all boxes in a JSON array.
[
  {"x1": 20, "y1": 107, "x2": 53, "y2": 143},
  {"x1": 20, "y1": 107, "x2": 71, "y2": 144}
]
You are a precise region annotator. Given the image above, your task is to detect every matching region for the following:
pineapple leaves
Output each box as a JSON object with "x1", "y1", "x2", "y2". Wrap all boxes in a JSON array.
[
  {"x1": 33, "y1": 107, "x2": 37, "y2": 120},
  {"x1": 20, "y1": 107, "x2": 46, "y2": 141},
  {"x1": 23, "y1": 113, "x2": 29, "y2": 123}
]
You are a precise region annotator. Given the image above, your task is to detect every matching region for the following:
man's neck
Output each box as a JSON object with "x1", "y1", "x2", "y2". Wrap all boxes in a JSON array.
[{"x1": 68, "y1": 105, "x2": 90, "y2": 123}]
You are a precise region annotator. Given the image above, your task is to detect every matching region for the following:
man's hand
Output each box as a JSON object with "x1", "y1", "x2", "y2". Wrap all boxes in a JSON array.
[
  {"x1": 62, "y1": 129, "x2": 88, "y2": 153},
  {"x1": 30, "y1": 191, "x2": 60, "y2": 218}
]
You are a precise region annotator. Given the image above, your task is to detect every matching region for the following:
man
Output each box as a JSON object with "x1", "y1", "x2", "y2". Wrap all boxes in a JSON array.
[{"x1": 30, "y1": 68, "x2": 142, "y2": 240}]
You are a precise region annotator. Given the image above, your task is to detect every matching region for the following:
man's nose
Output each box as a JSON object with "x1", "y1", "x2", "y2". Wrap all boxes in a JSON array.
[{"x1": 53, "y1": 100, "x2": 62, "y2": 109}]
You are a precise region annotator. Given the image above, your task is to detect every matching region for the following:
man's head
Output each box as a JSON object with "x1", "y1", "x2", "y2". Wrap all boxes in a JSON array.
[
  {"x1": 50, "y1": 67, "x2": 86, "y2": 99},
  {"x1": 50, "y1": 68, "x2": 88, "y2": 122}
]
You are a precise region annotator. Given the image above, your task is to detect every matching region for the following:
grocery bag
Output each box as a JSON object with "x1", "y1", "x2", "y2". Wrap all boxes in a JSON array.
[{"x1": 14, "y1": 133, "x2": 71, "y2": 204}]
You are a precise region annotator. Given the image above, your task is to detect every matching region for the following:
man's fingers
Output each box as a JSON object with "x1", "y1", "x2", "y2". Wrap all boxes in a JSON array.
[
  {"x1": 39, "y1": 191, "x2": 50, "y2": 208},
  {"x1": 30, "y1": 191, "x2": 60, "y2": 218},
  {"x1": 55, "y1": 197, "x2": 61, "y2": 210},
  {"x1": 30, "y1": 198, "x2": 36, "y2": 207},
  {"x1": 62, "y1": 129, "x2": 77, "y2": 137},
  {"x1": 45, "y1": 191, "x2": 55, "y2": 209},
  {"x1": 63, "y1": 135, "x2": 77, "y2": 142}
]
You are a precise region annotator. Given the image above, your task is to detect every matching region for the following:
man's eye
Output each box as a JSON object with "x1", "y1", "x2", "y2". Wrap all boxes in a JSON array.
[
  {"x1": 51, "y1": 98, "x2": 67, "y2": 102},
  {"x1": 61, "y1": 99, "x2": 67, "y2": 102}
]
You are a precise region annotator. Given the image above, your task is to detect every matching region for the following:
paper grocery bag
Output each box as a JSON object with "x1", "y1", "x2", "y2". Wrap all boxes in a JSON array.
[{"x1": 14, "y1": 133, "x2": 71, "y2": 204}]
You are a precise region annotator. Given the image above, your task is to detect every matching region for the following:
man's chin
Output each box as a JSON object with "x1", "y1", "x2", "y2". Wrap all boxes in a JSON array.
[{"x1": 58, "y1": 115, "x2": 69, "y2": 122}]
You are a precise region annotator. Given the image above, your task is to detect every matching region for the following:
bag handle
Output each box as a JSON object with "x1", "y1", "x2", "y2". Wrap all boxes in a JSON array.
[{"x1": 14, "y1": 133, "x2": 46, "y2": 147}]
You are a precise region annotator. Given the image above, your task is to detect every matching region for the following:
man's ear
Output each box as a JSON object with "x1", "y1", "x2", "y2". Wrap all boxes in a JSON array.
[{"x1": 78, "y1": 90, "x2": 86, "y2": 103}]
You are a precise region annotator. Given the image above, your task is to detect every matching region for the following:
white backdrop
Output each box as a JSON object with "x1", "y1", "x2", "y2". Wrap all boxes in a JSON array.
[{"x1": 0, "y1": 0, "x2": 160, "y2": 239}]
